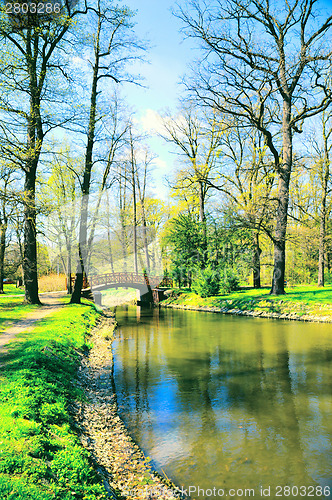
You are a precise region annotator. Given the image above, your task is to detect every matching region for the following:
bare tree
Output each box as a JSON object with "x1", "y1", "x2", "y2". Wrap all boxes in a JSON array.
[
  {"x1": 135, "y1": 148, "x2": 155, "y2": 273},
  {"x1": 70, "y1": 0, "x2": 144, "y2": 303},
  {"x1": 177, "y1": 0, "x2": 332, "y2": 294},
  {"x1": 44, "y1": 149, "x2": 79, "y2": 294},
  {"x1": 212, "y1": 123, "x2": 277, "y2": 287},
  {"x1": 308, "y1": 111, "x2": 332, "y2": 286},
  {"x1": 161, "y1": 105, "x2": 222, "y2": 255},
  {"x1": 129, "y1": 127, "x2": 138, "y2": 274}
]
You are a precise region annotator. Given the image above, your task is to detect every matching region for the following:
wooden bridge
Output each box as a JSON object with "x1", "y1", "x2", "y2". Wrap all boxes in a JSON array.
[{"x1": 70, "y1": 272, "x2": 173, "y2": 305}]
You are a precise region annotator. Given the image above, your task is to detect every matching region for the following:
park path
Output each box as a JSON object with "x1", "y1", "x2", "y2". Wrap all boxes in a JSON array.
[{"x1": 0, "y1": 292, "x2": 67, "y2": 352}]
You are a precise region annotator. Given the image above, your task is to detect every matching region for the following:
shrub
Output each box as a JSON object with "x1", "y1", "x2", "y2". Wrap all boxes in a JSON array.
[
  {"x1": 220, "y1": 269, "x2": 240, "y2": 294},
  {"x1": 192, "y1": 267, "x2": 220, "y2": 298}
]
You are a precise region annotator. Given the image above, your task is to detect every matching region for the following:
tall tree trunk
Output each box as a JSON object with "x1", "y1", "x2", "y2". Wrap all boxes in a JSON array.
[
  {"x1": 130, "y1": 132, "x2": 138, "y2": 275},
  {"x1": 106, "y1": 190, "x2": 115, "y2": 274},
  {"x1": 23, "y1": 168, "x2": 41, "y2": 304},
  {"x1": 270, "y1": 100, "x2": 292, "y2": 295},
  {"x1": 318, "y1": 187, "x2": 327, "y2": 287},
  {"x1": 71, "y1": 24, "x2": 100, "y2": 304},
  {"x1": 253, "y1": 232, "x2": 261, "y2": 288},
  {"x1": 24, "y1": 46, "x2": 44, "y2": 304},
  {"x1": 135, "y1": 168, "x2": 150, "y2": 273},
  {"x1": 198, "y1": 180, "x2": 207, "y2": 263},
  {"x1": 66, "y1": 245, "x2": 72, "y2": 294},
  {"x1": 67, "y1": 203, "x2": 75, "y2": 294},
  {"x1": 119, "y1": 166, "x2": 128, "y2": 272},
  {"x1": 0, "y1": 218, "x2": 7, "y2": 294},
  {"x1": 318, "y1": 124, "x2": 330, "y2": 287},
  {"x1": 142, "y1": 218, "x2": 150, "y2": 273},
  {"x1": 107, "y1": 228, "x2": 115, "y2": 274}
]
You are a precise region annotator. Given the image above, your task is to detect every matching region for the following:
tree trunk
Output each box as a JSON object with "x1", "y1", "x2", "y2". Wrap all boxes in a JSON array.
[
  {"x1": 270, "y1": 100, "x2": 292, "y2": 295},
  {"x1": 71, "y1": 25, "x2": 100, "y2": 304},
  {"x1": 318, "y1": 195, "x2": 327, "y2": 287},
  {"x1": 0, "y1": 218, "x2": 6, "y2": 294},
  {"x1": 70, "y1": 190, "x2": 92, "y2": 303},
  {"x1": 23, "y1": 169, "x2": 41, "y2": 304},
  {"x1": 106, "y1": 190, "x2": 115, "y2": 274},
  {"x1": 66, "y1": 247, "x2": 72, "y2": 294},
  {"x1": 318, "y1": 128, "x2": 330, "y2": 287},
  {"x1": 130, "y1": 132, "x2": 138, "y2": 275},
  {"x1": 253, "y1": 232, "x2": 261, "y2": 288},
  {"x1": 135, "y1": 168, "x2": 150, "y2": 273},
  {"x1": 118, "y1": 166, "x2": 128, "y2": 272},
  {"x1": 23, "y1": 40, "x2": 44, "y2": 305},
  {"x1": 198, "y1": 180, "x2": 207, "y2": 263}
]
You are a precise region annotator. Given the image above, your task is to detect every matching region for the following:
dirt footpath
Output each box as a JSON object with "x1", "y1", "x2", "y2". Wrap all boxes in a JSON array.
[{"x1": 0, "y1": 292, "x2": 67, "y2": 352}]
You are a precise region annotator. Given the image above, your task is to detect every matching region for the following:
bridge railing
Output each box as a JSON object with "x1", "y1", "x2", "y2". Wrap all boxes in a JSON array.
[
  {"x1": 89, "y1": 272, "x2": 172, "y2": 289},
  {"x1": 69, "y1": 272, "x2": 173, "y2": 290}
]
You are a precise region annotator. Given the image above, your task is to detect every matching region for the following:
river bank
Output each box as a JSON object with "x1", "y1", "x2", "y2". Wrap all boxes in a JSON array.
[
  {"x1": 0, "y1": 301, "x2": 108, "y2": 499},
  {"x1": 160, "y1": 286, "x2": 332, "y2": 323},
  {"x1": 74, "y1": 312, "x2": 180, "y2": 500},
  {"x1": 0, "y1": 296, "x2": 181, "y2": 499}
]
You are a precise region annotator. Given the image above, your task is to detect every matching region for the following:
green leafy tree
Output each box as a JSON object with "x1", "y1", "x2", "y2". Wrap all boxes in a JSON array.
[
  {"x1": 192, "y1": 266, "x2": 220, "y2": 297},
  {"x1": 164, "y1": 213, "x2": 205, "y2": 287}
]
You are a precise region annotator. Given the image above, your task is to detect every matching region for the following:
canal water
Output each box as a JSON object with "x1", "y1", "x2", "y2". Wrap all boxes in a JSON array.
[{"x1": 112, "y1": 306, "x2": 332, "y2": 499}]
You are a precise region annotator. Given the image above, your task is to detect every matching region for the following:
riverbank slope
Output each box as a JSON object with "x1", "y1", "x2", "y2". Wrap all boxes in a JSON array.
[
  {"x1": 161, "y1": 285, "x2": 332, "y2": 322},
  {"x1": 0, "y1": 292, "x2": 181, "y2": 499},
  {"x1": 74, "y1": 312, "x2": 180, "y2": 500},
  {"x1": 0, "y1": 300, "x2": 109, "y2": 499}
]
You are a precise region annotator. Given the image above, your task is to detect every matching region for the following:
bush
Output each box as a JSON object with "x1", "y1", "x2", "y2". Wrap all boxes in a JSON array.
[
  {"x1": 220, "y1": 269, "x2": 240, "y2": 294},
  {"x1": 192, "y1": 267, "x2": 220, "y2": 298}
]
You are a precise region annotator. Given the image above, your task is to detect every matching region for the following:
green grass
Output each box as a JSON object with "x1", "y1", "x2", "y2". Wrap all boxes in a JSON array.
[
  {"x1": 0, "y1": 295, "x2": 39, "y2": 329},
  {"x1": 0, "y1": 303, "x2": 108, "y2": 500},
  {"x1": 2, "y1": 284, "x2": 25, "y2": 295},
  {"x1": 164, "y1": 285, "x2": 332, "y2": 317},
  {"x1": 0, "y1": 292, "x2": 72, "y2": 330}
]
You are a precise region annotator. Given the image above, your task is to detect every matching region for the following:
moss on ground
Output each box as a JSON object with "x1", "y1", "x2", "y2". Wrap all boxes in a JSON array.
[{"x1": 0, "y1": 303, "x2": 108, "y2": 500}]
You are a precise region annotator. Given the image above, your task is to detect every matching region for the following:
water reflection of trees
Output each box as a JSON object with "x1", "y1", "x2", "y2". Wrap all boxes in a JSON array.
[{"x1": 113, "y1": 308, "x2": 332, "y2": 495}]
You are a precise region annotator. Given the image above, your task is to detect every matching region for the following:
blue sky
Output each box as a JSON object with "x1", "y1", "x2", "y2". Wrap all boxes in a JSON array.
[
  {"x1": 122, "y1": 0, "x2": 190, "y2": 115},
  {"x1": 120, "y1": 0, "x2": 193, "y2": 198}
]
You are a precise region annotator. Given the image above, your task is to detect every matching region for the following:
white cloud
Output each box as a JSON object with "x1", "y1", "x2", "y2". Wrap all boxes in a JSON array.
[
  {"x1": 154, "y1": 156, "x2": 168, "y2": 172},
  {"x1": 139, "y1": 109, "x2": 166, "y2": 134}
]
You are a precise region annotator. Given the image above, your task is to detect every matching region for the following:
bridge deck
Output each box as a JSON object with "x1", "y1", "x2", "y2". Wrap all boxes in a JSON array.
[{"x1": 70, "y1": 272, "x2": 173, "y2": 291}]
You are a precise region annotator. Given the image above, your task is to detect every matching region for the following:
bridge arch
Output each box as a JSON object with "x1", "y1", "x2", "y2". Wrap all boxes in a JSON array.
[
  {"x1": 83, "y1": 272, "x2": 173, "y2": 305},
  {"x1": 91, "y1": 282, "x2": 152, "y2": 304}
]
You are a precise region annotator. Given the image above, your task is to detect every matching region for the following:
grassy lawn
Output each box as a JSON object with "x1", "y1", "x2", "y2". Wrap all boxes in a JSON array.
[
  {"x1": 0, "y1": 303, "x2": 108, "y2": 500},
  {"x1": 0, "y1": 291, "x2": 71, "y2": 330},
  {"x1": 0, "y1": 295, "x2": 38, "y2": 330},
  {"x1": 164, "y1": 285, "x2": 332, "y2": 317},
  {"x1": 2, "y1": 284, "x2": 25, "y2": 295}
]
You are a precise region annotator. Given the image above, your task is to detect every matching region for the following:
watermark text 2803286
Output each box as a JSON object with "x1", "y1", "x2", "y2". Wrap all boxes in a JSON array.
[
  {"x1": 178, "y1": 485, "x2": 331, "y2": 498},
  {"x1": 5, "y1": 2, "x2": 60, "y2": 15},
  {"x1": 2, "y1": 0, "x2": 78, "y2": 28}
]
